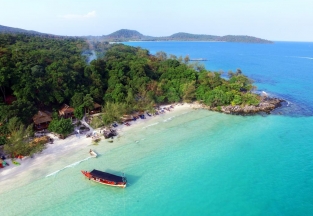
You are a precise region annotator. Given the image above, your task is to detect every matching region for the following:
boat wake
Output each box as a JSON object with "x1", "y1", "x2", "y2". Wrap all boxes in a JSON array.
[
  {"x1": 45, "y1": 157, "x2": 92, "y2": 178},
  {"x1": 289, "y1": 56, "x2": 313, "y2": 60},
  {"x1": 298, "y1": 57, "x2": 313, "y2": 60}
]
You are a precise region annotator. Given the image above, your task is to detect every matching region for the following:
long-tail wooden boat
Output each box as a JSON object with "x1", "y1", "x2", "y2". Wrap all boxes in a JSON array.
[{"x1": 81, "y1": 169, "x2": 127, "y2": 188}]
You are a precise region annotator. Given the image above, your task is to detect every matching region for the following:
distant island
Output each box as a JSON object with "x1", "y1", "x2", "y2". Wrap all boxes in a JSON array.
[
  {"x1": 88, "y1": 29, "x2": 273, "y2": 44},
  {"x1": 0, "y1": 24, "x2": 273, "y2": 43}
]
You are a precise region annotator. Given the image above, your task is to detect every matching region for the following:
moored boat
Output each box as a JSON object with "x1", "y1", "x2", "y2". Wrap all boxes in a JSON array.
[
  {"x1": 89, "y1": 149, "x2": 97, "y2": 158},
  {"x1": 81, "y1": 169, "x2": 127, "y2": 188}
]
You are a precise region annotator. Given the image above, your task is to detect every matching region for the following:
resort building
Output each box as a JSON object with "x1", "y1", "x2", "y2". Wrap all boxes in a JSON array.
[
  {"x1": 88, "y1": 103, "x2": 101, "y2": 114},
  {"x1": 32, "y1": 111, "x2": 52, "y2": 130},
  {"x1": 59, "y1": 104, "x2": 75, "y2": 119}
]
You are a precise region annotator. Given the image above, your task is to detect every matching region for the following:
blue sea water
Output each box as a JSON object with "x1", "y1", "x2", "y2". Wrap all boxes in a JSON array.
[{"x1": 1, "y1": 41, "x2": 313, "y2": 216}]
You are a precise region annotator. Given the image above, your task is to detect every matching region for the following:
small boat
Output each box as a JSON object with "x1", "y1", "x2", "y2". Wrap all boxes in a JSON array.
[
  {"x1": 89, "y1": 149, "x2": 97, "y2": 158},
  {"x1": 12, "y1": 159, "x2": 20, "y2": 166},
  {"x1": 81, "y1": 169, "x2": 127, "y2": 188}
]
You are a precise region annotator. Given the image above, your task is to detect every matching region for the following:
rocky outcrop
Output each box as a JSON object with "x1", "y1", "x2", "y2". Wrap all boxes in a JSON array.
[
  {"x1": 220, "y1": 97, "x2": 284, "y2": 115},
  {"x1": 199, "y1": 97, "x2": 284, "y2": 115}
]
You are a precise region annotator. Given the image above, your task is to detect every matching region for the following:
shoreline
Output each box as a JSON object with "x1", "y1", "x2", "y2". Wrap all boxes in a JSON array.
[
  {"x1": 0, "y1": 103, "x2": 198, "y2": 194},
  {"x1": 0, "y1": 98, "x2": 284, "y2": 194}
]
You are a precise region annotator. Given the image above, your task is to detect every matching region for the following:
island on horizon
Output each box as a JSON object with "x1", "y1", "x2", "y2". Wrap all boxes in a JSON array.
[
  {"x1": 96, "y1": 29, "x2": 273, "y2": 44},
  {"x1": 0, "y1": 24, "x2": 273, "y2": 44}
]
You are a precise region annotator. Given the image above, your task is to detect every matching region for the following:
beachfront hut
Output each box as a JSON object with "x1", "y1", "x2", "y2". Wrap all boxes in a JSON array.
[
  {"x1": 59, "y1": 104, "x2": 75, "y2": 119},
  {"x1": 120, "y1": 115, "x2": 133, "y2": 123},
  {"x1": 88, "y1": 103, "x2": 101, "y2": 114},
  {"x1": 32, "y1": 111, "x2": 52, "y2": 130}
]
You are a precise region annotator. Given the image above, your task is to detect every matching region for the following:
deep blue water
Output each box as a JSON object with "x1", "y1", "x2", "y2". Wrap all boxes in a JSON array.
[{"x1": 1, "y1": 41, "x2": 313, "y2": 216}]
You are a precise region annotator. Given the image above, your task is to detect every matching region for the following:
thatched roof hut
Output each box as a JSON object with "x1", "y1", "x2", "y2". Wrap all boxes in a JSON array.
[
  {"x1": 32, "y1": 111, "x2": 52, "y2": 130},
  {"x1": 59, "y1": 104, "x2": 75, "y2": 118}
]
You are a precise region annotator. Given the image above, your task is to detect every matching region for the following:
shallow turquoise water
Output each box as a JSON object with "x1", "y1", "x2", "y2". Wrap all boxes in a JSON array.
[
  {"x1": 1, "y1": 42, "x2": 313, "y2": 215},
  {"x1": 1, "y1": 111, "x2": 313, "y2": 215}
]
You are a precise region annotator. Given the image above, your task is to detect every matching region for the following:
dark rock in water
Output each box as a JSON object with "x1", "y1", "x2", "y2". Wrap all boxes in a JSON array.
[{"x1": 220, "y1": 97, "x2": 284, "y2": 115}]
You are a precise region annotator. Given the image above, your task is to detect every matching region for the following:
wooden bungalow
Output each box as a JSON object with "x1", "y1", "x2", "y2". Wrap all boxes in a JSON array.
[
  {"x1": 59, "y1": 104, "x2": 75, "y2": 119},
  {"x1": 33, "y1": 111, "x2": 52, "y2": 130},
  {"x1": 89, "y1": 103, "x2": 101, "y2": 114}
]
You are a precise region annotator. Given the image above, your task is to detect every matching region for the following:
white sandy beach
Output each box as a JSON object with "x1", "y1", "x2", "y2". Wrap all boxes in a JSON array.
[{"x1": 0, "y1": 103, "x2": 201, "y2": 194}]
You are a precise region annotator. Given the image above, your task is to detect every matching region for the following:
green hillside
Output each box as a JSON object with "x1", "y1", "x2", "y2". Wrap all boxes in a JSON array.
[{"x1": 0, "y1": 24, "x2": 46, "y2": 35}]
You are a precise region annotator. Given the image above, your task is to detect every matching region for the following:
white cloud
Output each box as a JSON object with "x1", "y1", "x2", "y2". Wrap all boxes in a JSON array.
[{"x1": 59, "y1": 11, "x2": 96, "y2": 20}]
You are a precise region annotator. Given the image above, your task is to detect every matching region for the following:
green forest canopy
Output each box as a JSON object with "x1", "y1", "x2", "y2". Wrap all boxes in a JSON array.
[{"x1": 0, "y1": 33, "x2": 260, "y2": 146}]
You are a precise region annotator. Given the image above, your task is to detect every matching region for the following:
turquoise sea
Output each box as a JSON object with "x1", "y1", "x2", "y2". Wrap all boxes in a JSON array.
[{"x1": 1, "y1": 42, "x2": 313, "y2": 215}]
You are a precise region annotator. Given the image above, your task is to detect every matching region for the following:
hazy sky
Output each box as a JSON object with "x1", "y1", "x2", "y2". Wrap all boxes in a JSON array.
[{"x1": 0, "y1": 0, "x2": 312, "y2": 41}]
